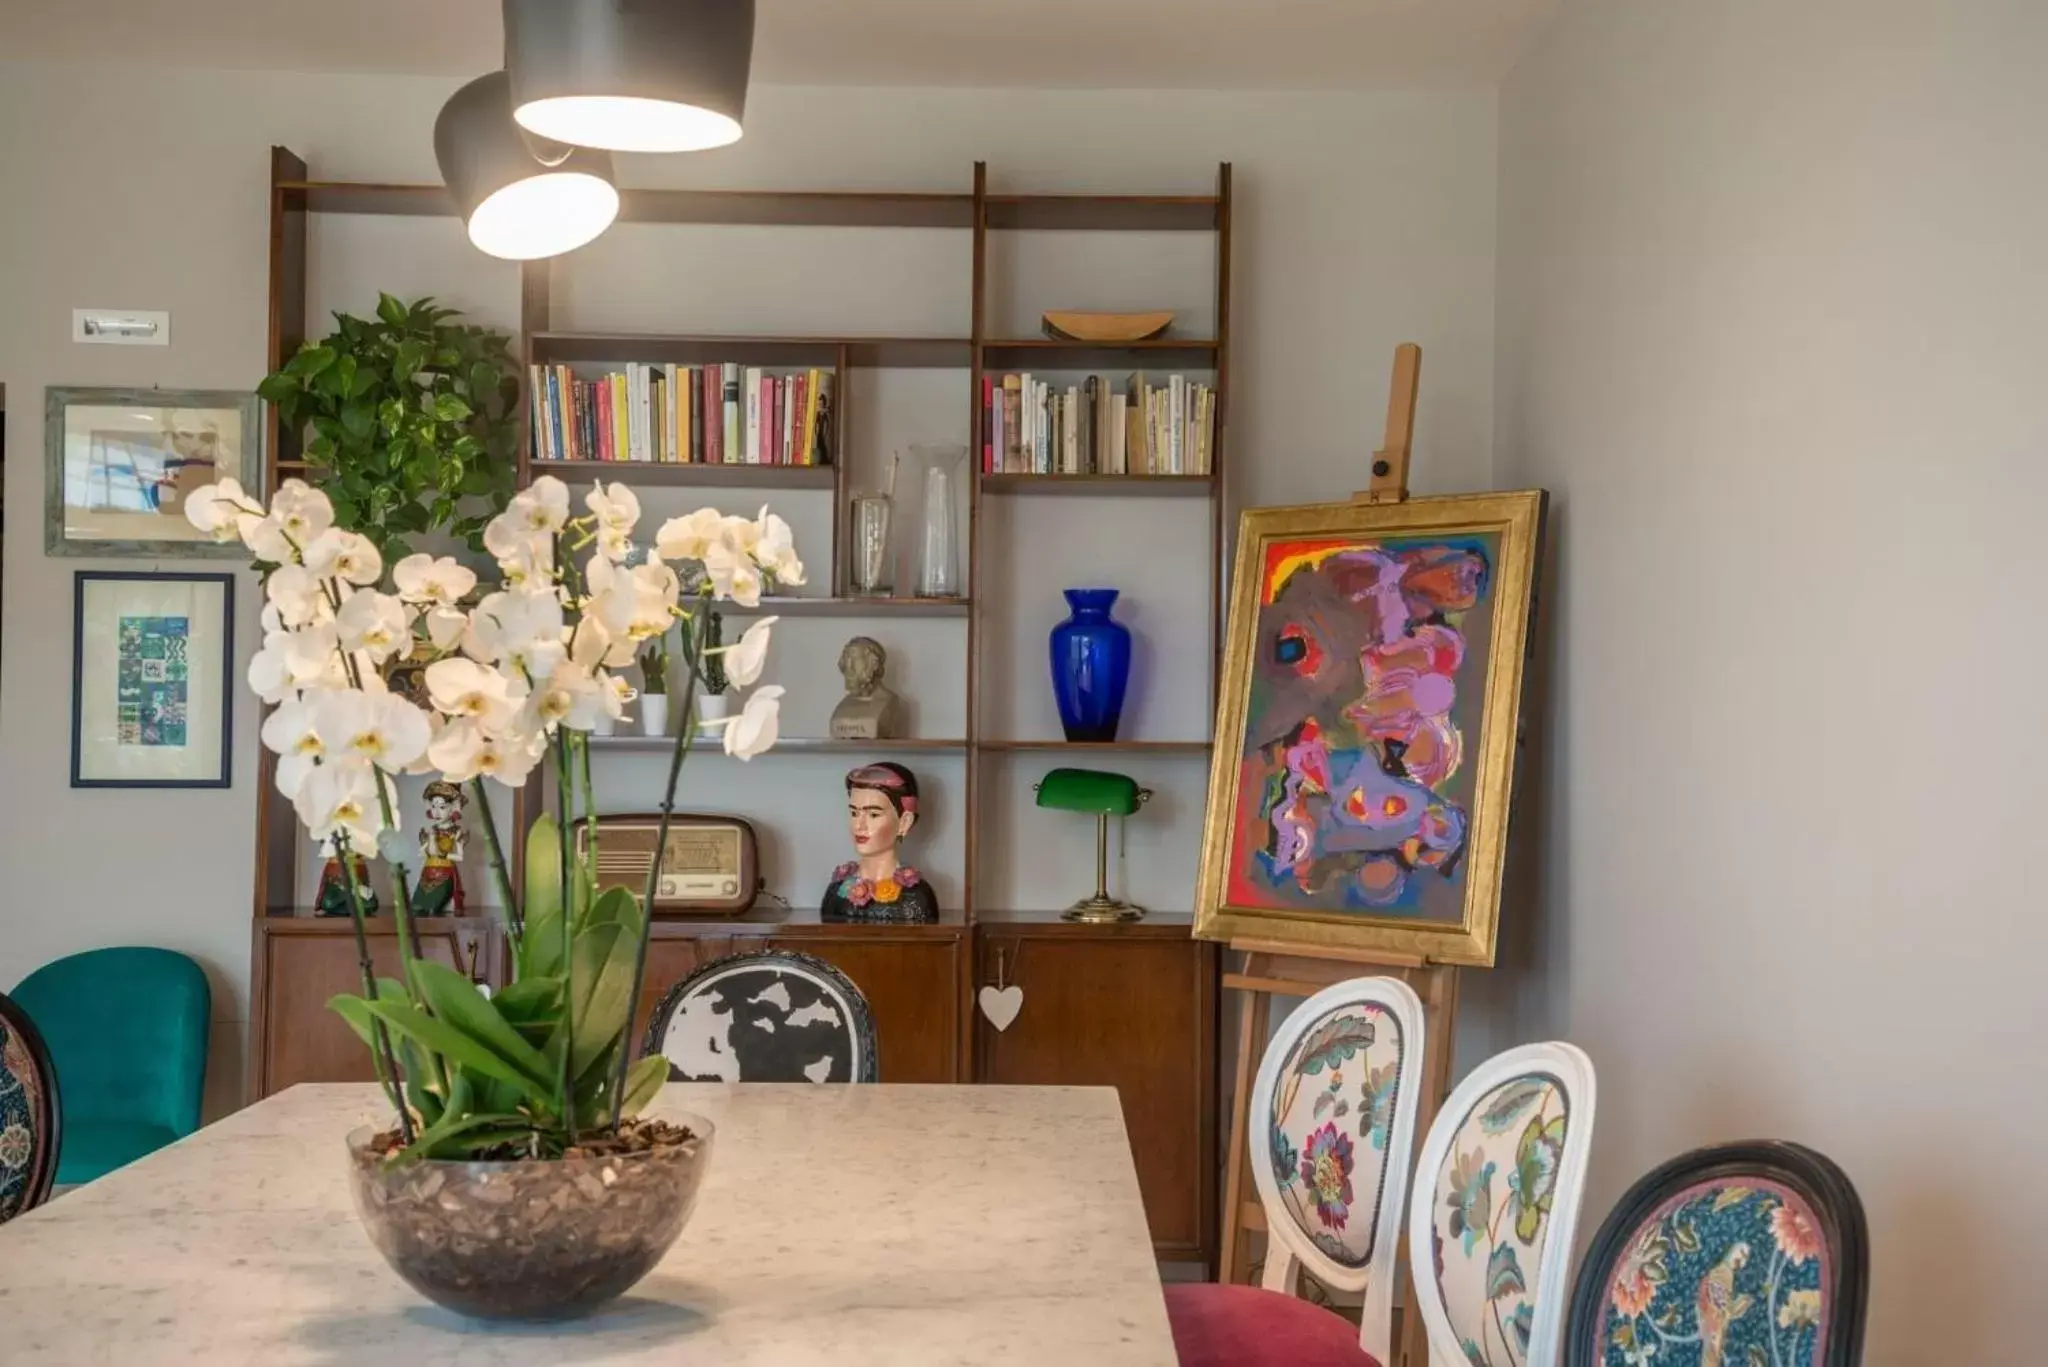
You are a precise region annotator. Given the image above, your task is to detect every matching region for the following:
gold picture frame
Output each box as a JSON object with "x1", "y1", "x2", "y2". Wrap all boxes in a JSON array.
[{"x1": 1194, "y1": 490, "x2": 1545, "y2": 966}]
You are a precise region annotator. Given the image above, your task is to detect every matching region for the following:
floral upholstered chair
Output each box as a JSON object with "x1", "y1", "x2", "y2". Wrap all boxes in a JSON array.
[
  {"x1": 1408, "y1": 1042, "x2": 1597, "y2": 1367},
  {"x1": 1165, "y1": 976, "x2": 1428, "y2": 1367},
  {"x1": 1564, "y1": 1142, "x2": 1869, "y2": 1367},
  {"x1": 0, "y1": 992, "x2": 61, "y2": 1225}
]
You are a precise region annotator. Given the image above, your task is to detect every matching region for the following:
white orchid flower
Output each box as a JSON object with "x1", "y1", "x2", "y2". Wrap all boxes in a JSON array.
[
  {"x1": 602, "y1": 671, "x2": 639, "y2": 713},
  {"x1": 521, "y1": 660, "x2": 607, "y2": 732},
  {"x1": 265, "y1": 564, "x2": 329, "y2": 628},
  {"x1": 654, "y1": 507, "x2": 724, "y2": 562},
  {"x1": 311, "y1": 688, "x2": 431, "y2": 774},
  {"x1": 392, "y1": 553, "x2": 477, "y2": 606},
  {"x1": 295, "y1": 760, "x2": 385, "y2": 849},
  {"x1": 722, "y1": 512, "x2": 763, "y2": 559},
  {"x1": 515, "y1": 478, "x2": 572, "y2": 538},
  {"x1": 422, "y1": 604, "x2": 468, "y2": 651},
  {"x1": 589, "y1": 554, "x2": 680, "y2": 643},
  {"x1": 723, "y1": 685, "x2": 783, "y2": 759},
  {"x1": 754, "y1": 509, "x2": 806, "y2": 586},
  {"x1": 247, "y1": 622, "x2": 344, "y2": 703},
  {"x1": 464, "y1": 589, "x2": 566, "y2": 669},
  {"x1": 718, "y1": 616, "x2": 777, "y2": 687},
  {"x1": 270, "y1": 480, "x2": 335, "y2": 545},
  {"x1": 244, "y1": 516, "x2": 298, "y2": 565},
  {"x1": 585, "y1": 481, "x2": 640, "y2": 534},
  {"x1": 425, "y1": 657, "x2": 516, "y2": 728},
  {"x1": 303, "y1": 529, "x2": 384, "y2": 586},
  {"x1": 570, "y1": 614, "x2": 637, "y2": 672},
  {"x1": 703, "y1": 529, "x2": 763, "y2": 607},
  {"x1": 183, "y1": 477, "x2": 260, "y2": 542},
  {"x1": 593, "y1": 525, "x2": 634, "y2": 562},
  {"x1": 428, "y1": 718, "x2": 543, "y2": 786},
  {"x1": 259, "y1": 698, "x2": 325, "y2": 799},
  {"x1": 335, "y1": 590, "x2": 409, "y2": 664}
]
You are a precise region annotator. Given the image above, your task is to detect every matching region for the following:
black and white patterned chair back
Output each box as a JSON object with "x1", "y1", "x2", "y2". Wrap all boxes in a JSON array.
[
  {"x1": 642, "y1": 950, "x2": 879, "y2": 1084},
  {"x1": 0, "y1": 992, "x2": 61, "y2": 1224}
]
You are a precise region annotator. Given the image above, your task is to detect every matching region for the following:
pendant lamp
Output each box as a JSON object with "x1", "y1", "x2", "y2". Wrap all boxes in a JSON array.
[
  {"x1": 434, "y1": 70, "x2": 620, "y2": 261},
  {"x1": 504, "y1": 0, "x2": 755, "y2": 154}
]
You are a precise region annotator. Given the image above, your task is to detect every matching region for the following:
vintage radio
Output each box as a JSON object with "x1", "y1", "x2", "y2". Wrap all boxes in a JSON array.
[{"x1": 570, "y1": 814, "x2": 759, "y2": 916}]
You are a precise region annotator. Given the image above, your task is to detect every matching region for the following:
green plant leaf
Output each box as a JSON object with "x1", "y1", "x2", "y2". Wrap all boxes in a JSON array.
[
  {"x1": 565, "y1": 920, "x2": 638, "y2": 1081},
  {"x1": 492, "y1": 975, "x2": 563, "y2": 1023},
  {"x1": 340, "y1": 399, "x2": 375, "y2": 442},
  {"x1": 377, "y1": 292, "x2": 409, "y2": 327},
  {"x1": 286, "y1": 343, "x2": 336, "y2": 378},
  {"x1": 408, "y1": 959, "x2": 555, "y2": 1091},
  {"x1": 522, "y1": 814, "x2": 565, "y2": 978},
  {"x1": 256, "y1": 372, "x2": 300, "y2": 405},
  {"x1": 359, "y1": 998, "x2": 546, "y2": 1099},
  {"x1": 619, "y1": 1053, "x2": 668, "y2": 1118},
  {"x1": 435, "y1": 393, "x2": 473, "y2": 423}
]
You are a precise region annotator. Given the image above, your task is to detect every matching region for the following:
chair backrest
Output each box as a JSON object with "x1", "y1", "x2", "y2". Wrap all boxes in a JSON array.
[
  {"x1": 11, "y1": 948, "x2": 209, "y2": 1134},
  {"x1": 643, "y1": 949, "x2": 878, "y2": 1083},
  {"x1": 1565, "y1": 1141, "x2": 1868, "y2": 1367},
  {"x1": 1408, "y1": 1041, "x2": 1597, "y2": 1367},
  {"x1": 0, "y1": 992, "x2": 62, "y2": 1223},
  {"x1": 1249, "y1": 975, "x2": 1427, "y2": 1364}
]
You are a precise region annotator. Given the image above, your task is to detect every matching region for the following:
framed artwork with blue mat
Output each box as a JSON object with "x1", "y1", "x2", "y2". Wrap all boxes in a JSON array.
[{"x1": 71, "y1": 570, "x2": 234, "y2": 788}]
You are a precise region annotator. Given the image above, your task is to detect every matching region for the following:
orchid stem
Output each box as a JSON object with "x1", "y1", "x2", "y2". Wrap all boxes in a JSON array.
[
  {"x1": 469, "y1": 777, "x2": 521, "y2": 947},
  {"x1": 554, "y1": 732, "x2": 576, "y2": 1138},
  {"x1": 338, "y1": 837, "x2": 414, "y2": 1145},
  {"x1": 610, "y1": 592, "x2": 710, "y2": 1132}
]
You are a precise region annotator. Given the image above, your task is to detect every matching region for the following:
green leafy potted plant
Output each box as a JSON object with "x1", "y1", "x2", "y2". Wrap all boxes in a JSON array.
[
  {"x1": 256, "y1": 293, "x2": 521, "y2": 565},
  {"x1": 182, "y1": 471, "x2": 804, "y2": 1319},
  {"x1": 637, "y1": 630, "x2": 671, "y2": 737}
]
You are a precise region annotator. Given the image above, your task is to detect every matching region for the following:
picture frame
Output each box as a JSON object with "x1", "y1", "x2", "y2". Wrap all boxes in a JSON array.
[
  {"x1": 71, "y1": 571, "x2": 235, "y2": 789},
  {"x1": 45, "y1": 387, "x2": 262, "y2": 557},
  {"x1": 1193, "y1": 490, "x2": 1545, "y2": 966}
]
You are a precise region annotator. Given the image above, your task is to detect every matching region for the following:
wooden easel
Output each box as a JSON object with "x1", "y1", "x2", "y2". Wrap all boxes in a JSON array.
[{"x1": 1217, "y1": 343, "x2": 1455, "y2": 1367}]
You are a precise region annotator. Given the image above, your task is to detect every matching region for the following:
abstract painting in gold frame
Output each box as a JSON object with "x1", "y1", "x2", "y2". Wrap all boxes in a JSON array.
[{"x1": 1194, "y1": 491, "x2": 1544, "y2": 966}]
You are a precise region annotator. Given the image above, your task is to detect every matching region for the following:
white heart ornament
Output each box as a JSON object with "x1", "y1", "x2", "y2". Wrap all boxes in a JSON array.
[{"x1": 978, "y1": 984, "x2": 1023, "y2": 1032}]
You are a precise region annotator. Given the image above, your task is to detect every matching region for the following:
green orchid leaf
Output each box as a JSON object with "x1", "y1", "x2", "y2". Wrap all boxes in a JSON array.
[
  {"x1": 564, "y1": 920, "x2": 638, "y2": 1081},
  {"x1": 359, "y1": 998, "x2": 544, "y2": 1099},
  {"x1": 408, "y1": 959, "x2": 555, "y2": 1091},
  {"x1": 619, "y1": 1054, "x2": 668, "y2": 1118}
]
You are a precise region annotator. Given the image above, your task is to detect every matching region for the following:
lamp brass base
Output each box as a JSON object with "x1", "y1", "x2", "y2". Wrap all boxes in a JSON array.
[{"x1": 1062, "y1": 894, "x2": 1146, "y2": 924}]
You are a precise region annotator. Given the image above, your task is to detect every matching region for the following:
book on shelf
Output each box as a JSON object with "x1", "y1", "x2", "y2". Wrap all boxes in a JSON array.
[
  {"x1": 981, "y1": 370, "x2": 1213, "y2": 476},
  {"x1": 528, "y1": 362, "x2": 834, "y2": 466}
]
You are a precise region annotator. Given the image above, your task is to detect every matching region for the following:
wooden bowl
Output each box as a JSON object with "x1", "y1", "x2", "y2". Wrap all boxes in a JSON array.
[{"x1": 1040, "y1": 310, "x2": 1174, "y2": 343}]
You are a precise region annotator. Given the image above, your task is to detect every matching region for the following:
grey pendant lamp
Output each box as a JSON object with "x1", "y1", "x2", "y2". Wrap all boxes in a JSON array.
[
  {"x1": 504, "y1": 0, "x2": 756, "y2": 153},
  {"x1": 434, "y1": 70, "x2": 620, "y2": 260}
]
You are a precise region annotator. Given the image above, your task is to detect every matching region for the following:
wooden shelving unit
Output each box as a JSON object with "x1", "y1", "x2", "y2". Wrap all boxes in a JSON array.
[{"x1": 252, "y1": 148, "x2": 1228, "y2": 1268}]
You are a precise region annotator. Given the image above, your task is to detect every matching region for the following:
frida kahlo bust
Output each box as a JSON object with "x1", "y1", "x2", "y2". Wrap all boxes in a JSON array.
[{"x1": 822, "y1": 761, "x2": 939, "y2": 925}]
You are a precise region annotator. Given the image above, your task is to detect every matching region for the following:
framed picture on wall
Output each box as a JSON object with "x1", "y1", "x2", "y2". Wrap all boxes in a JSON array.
[
  {"x1": 44, "y1": 387, "x2": 261, "y2": 557},
  {"x1": 71, "y1": 571, "x2": 235, "y2": 789},
  {"x1": 1193, "y1": 491, "x2": 1545, "y2": 966}
]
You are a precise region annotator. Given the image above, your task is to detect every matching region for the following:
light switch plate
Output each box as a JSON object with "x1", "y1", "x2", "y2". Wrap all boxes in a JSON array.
[{"x1": 73, "y1": 309, "x2": 170, "y2": 345}]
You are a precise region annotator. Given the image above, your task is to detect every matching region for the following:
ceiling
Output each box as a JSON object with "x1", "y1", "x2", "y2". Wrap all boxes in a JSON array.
[{"x1": 0, "y1": 0, "x2": 1553, "y2": 88}]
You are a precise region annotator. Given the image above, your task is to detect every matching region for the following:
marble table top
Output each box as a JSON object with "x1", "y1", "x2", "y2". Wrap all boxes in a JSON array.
[{"x1": 0, "y1": 1083, "x2": 1175, "y2": 1365}]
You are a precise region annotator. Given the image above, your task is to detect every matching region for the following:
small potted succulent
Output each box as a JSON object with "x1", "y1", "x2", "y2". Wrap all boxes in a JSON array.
[
  {"x1": 637, "y1": 630, "x2": 671, "y2": 737},
  {"x1": 183, "y1": 471, "x2": 804, "y2": 1319}
]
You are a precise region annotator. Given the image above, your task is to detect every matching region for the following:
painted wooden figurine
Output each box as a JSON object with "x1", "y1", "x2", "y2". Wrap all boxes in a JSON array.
[
  {"x1": 414, "y1": 779, "x2": 468, "y2": 915},
  {"x1": 314, "y1": 844, "x2": 378, "y2": 917},
  {"x1": 822, "y1": 762, "x2": 940, "y2": 925}
]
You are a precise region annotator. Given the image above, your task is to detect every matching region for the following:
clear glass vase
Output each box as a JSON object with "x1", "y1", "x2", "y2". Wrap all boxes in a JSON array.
[
  {"x1": 909, "y1": 442, "x2": 967, "y2": 598},
  {"x1": 849, "y1": 493, "x2": 894, "y2": 596}
]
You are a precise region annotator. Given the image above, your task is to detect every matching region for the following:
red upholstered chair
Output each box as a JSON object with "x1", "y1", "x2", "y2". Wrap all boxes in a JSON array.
[{"x1": 1166, "y1": 976, "x2": 1428, "y2": 1367}]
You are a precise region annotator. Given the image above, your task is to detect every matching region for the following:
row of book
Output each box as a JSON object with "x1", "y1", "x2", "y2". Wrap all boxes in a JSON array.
[
  {"x1": 981, "y1": 372, "x2": 1214, "y2": 476},
  {"x1": 527, "y1": 363, "x2": 835, "y2": 466}
]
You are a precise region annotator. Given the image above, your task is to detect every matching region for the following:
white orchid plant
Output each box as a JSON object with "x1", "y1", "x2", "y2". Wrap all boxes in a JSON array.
[{"x1": 188, "y1": 473, "x2": 800, "y2": 1159}]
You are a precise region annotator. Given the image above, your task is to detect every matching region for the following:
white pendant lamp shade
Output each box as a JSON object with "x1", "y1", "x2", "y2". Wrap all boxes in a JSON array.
[
  {"x1": 434, "y1": 71, "x2": 620, "y2": 261},
  {"x1": 504, "y1": 0, "x2": 755, "y2": 154}
]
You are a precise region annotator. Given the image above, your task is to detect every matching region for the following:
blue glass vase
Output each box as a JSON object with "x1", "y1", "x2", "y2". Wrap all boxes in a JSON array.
[{"x1": 1049, "y1": 588, "x2": 1132, "y2": 743}]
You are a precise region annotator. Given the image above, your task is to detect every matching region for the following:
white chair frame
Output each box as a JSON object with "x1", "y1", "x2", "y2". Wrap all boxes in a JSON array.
[
  {"x1": 1248, "y1": 975, "x2": 1427, "y2": 1366},
  {"x1": 1405, "y1": 1041, "x2": 1597, "y2": 1367}
]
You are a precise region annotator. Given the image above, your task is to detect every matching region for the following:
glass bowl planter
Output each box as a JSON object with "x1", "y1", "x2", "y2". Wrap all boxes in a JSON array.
[{"x1": 346, "y1": 1116, "x2": 714, "y2": 1321}]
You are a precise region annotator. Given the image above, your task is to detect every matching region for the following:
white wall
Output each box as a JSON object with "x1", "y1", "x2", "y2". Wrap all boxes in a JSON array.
[
  {"x1": 1494, "y1": 1, "x2": 2048, "y2": 1356},
  {"x1": 0, "y1": 62, "x2": 1498, "y2": 1115}
]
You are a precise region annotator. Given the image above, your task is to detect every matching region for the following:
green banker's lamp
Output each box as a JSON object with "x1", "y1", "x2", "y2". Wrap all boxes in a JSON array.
[{"x1": 1034, "y1": 768, "x2": 1153, "y2": 923}]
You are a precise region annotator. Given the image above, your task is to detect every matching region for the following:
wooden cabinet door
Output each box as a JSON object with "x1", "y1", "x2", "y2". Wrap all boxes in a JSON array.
[
  {"x1": 250, "y1": 920, "x2": 484, "y2": 1098},
  {"x1": 976, "y1": 925, "x2": 1217, "y2": 1262}
]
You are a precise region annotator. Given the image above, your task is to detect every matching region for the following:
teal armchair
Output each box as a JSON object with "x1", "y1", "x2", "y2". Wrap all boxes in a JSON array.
[{"x1": 11, "y1": 948, "x2": 209, "y2": 1184}]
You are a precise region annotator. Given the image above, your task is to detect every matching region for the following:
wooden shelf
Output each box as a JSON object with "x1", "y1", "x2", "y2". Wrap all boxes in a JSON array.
[
  {"x1": 978, "y1": 740, "x2": 1214, "y2": 755},
  {"x1": 980, "y1": 473, "x2": 1215, "y2": 497},
  {"x1": 982, "y1": 339, "x2": 1218, "y2": 371},
  {"x1": 528, "y1": 460, "x2": 835, "y2": 489},
  {"x1": 722, "y1": 595, "x2": 971, "y2": 617},
  {"x1": 279, "y1": 181, "x2": 974, "y2": 230},
  {"x1": 531, "y1": 332, "x2": 970, "y2": 369},
  {"x1": 587, "y1": 735, "x2": 969, "y2": 754},
  {"x1": 984, "y1": 194, "x2": 1219, "y2": 232}
]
